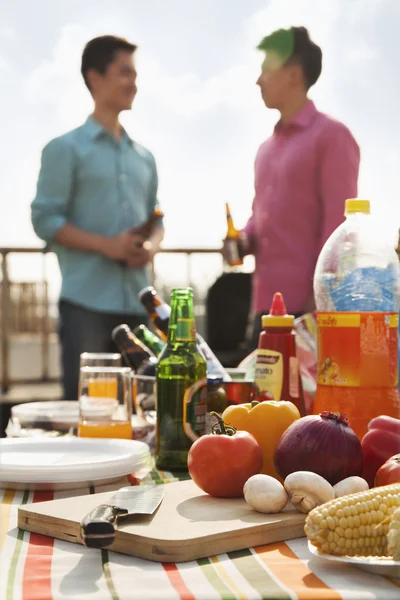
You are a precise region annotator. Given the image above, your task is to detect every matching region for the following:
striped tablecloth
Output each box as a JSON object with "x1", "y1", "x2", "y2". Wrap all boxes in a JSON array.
[{"x1": 1, "y1": 468, "x2": 399, "y2": 600}]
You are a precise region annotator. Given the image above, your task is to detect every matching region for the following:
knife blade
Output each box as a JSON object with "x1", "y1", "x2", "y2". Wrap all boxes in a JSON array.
[{"x1": 80, "y1": 485, "x2": 164, "y2": 548}]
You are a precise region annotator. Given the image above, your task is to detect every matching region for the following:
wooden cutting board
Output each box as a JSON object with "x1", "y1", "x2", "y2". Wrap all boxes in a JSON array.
[{"x1": 18, "y1": 479, "x2": 306, "y2": 562}]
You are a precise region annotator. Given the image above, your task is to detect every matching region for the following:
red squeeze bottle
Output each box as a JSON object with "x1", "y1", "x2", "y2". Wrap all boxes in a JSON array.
[{"x1": 254, "y1": 292, "x2": 305, "y2": 415}]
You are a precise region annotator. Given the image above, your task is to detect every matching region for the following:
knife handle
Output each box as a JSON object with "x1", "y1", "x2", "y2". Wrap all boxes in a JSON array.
[{"x1": 80, "y1": 504, "x2": 128, "y2": 548}]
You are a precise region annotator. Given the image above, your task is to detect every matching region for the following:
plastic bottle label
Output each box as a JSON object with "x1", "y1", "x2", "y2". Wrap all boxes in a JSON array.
[
  {"x1": 317, "y1": 312, "x2": 398, "y2": 387},
  {"x1": 255, "y1": 349, "x2": 283, "y2": 399},
  {"x1": 183, "y1": 378, "x2": 207, "y2": 441}
]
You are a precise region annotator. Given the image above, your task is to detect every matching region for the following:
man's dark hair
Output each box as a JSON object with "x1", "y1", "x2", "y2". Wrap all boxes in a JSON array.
[
  {"x1": 257, "y1": 27, "x2": 322, "y2": 89},
  {"x1": 81, "y1": 35, "x2": 137, "y2": 90}
]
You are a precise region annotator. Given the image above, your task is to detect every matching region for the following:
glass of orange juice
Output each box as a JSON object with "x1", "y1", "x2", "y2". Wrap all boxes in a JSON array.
[
  {"x1": 80, "y1": 354, "x2": 122, "y2": 399},
  {"x1": 78, "y1": 366, "x2": 132, "y2": 439},
  {"x1": 80, "y1": 352, "x2": 121, "y2": 367}
]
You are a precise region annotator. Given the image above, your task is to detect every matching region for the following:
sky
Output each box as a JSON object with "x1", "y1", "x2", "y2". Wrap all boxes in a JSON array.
[{"x1": 1, "y1": 0, "x2": 399, "y2": 293}]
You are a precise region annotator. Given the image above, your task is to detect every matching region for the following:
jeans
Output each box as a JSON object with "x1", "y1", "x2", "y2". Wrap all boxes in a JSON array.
[{"x1": 58, "y1": 300, "x2": 146, "y2": 400}]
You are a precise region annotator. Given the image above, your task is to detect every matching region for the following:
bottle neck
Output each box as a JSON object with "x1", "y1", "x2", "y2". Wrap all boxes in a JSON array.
[
  {"x1": 226, "y1": 215, "x2": 238, "y2": 238},
  {"x1": 123, "y1": 346, "x2": 153, "y2": 370},
  {"x1": 168, "y1": 294, "x2": 197, "y2": 345},
  {"x1": 114, "y1": 328, "x2": 155, "y2": 370},
  {"x1": 140, "y1": 292, "x2": 171, "y2": 338},
  {"x1": 141, "y1": 330, "x2": 164, "y2": 355}
]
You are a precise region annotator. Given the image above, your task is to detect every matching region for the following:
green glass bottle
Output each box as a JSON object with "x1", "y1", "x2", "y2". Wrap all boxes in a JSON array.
[
  {"x1": 156, "y1": 288, "x2": 207, "y2": 471},
  {"x1": 133, "y1": 324, "x2": 165, "y2": 357}
]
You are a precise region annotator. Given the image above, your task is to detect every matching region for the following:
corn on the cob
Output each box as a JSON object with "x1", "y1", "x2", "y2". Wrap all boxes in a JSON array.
[
  {"x1": 388, "y1": 507, "x2": 400, "y2": 560},
  {"x1": 305, "y1": 483, "x2": 400, "y2": 557}
]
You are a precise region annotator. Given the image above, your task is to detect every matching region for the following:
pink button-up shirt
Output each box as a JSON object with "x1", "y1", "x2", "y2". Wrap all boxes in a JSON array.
[{"x1": 243, "y1": 100, "x2": 360, "y2": 315}]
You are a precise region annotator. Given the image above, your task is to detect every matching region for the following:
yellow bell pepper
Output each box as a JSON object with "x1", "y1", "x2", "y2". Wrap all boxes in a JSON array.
[{"x1": 222, "y1": 400, "x2": 300, "y2": 481}]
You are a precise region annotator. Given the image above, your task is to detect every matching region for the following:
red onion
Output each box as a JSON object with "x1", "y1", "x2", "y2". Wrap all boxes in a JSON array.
[{"x1": 273, "y1": 411, "x2": 363, "y2": 485}]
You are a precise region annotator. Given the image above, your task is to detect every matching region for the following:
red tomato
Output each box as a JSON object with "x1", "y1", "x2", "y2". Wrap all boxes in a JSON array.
[
  {"x1": 374, "y1": 454, "x2": 400, "y2": 487},
  {"x1": 187, "y1": 430, "x2": 263, "y2": 498}
]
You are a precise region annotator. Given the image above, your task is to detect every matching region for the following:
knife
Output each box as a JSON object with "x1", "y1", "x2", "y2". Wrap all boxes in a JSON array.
[{"x1": 80, "y1": 485, "x2": 164, "y2": 548}]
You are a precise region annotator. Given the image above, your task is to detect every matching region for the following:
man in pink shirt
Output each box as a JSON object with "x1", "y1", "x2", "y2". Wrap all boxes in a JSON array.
[{"x1": 227, "y1": 26, "x2": 360, "y2": 349}]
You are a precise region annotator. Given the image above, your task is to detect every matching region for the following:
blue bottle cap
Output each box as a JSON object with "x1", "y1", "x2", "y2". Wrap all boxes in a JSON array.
[{"x1": 207, "y1": 375, "x2": 224, "y2": 385}]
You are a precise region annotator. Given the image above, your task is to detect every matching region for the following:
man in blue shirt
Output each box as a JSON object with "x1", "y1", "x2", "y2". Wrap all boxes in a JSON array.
[{"x1": 31, "y1": 36, "x2": 164, "y2": 400}]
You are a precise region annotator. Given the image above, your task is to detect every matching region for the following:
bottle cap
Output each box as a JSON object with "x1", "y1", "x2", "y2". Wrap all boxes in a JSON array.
[
  {"x1": 207, "y1": 375, "x2": 224, "y2": 385},
  {"x1": 138, "y1": 286, "x2": 156, "y2": 301},
  {"x1": 345, "y1": 199, "x2": 370, "y2": 215},
  {"x1": 261, "y1": 292, "x2": 295, "y2": 328}
]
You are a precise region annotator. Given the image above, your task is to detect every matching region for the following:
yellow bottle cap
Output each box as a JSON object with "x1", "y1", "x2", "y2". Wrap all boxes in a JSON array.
[
  {"x1": 261, "y1": 314, "x2": 295, "y2": 328},
  {"x1": 345, "y1": 199, "x2": 370, "y2": 215},
  {"x1": 261, "y1": 292, "x2": 295, "y2": 328}
]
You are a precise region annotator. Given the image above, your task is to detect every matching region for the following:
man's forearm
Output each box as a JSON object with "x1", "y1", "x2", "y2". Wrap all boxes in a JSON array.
[{"x1": 54, "y1": 223, "x2": 108, "y2": 255}]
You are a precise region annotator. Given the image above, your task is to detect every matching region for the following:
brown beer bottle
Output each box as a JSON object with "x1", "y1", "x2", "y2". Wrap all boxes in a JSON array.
[
  {"x1": 130, "y1": 205, "x2": 164, "y2": 239},
  {"x1": 225, "y1": 202, "x2": 244, "y2": 267},
  {"x1": 137, "y1": 287, "x2": 170, "y2": 342},
  {"x1": 111, "y1": 324, "x2": 158, "y2": 376}
]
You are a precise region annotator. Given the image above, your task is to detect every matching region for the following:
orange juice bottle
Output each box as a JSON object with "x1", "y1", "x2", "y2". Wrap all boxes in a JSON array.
[{"x1": 313, "y1": 199, "x2": 400, "y2": 439}]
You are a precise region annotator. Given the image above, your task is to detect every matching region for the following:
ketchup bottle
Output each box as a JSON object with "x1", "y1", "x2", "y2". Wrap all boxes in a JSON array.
[{"x1": 254, "y1": 292, "x2": 305, "y2": 415}]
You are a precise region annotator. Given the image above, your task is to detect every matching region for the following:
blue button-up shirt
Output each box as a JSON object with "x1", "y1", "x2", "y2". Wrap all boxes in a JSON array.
[{"x1": 31, "y1": 117, "x2": 160, "y2": 315}]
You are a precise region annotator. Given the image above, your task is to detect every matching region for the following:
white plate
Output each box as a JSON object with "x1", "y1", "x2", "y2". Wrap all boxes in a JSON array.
[
  {"x1": 12, "y1": 401, "x2": 79, "y2": 427},
  {"x1": 0, "y1": 437, "x2": 152, "y2": 491},
  {"x1": 308, "y1": 541, "x2": 400, "y2": 579}
]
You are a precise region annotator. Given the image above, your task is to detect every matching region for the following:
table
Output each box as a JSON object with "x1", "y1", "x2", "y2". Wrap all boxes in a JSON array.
[{"x1": 1, "y1": 467, "x2": 399, "y2": 600}]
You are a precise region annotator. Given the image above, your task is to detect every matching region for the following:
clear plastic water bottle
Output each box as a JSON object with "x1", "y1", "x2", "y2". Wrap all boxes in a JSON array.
[
  {"x1": 313, "y1": 198, "x2": 400, "y2": 439},
  {"x1": 314, "y1": 199, "x2": 400, "y2": 312}
]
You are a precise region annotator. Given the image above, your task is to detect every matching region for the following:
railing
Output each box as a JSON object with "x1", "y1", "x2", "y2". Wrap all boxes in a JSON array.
[{"x1": 0, "y1": 245, "x2": 235, "y2": 392}]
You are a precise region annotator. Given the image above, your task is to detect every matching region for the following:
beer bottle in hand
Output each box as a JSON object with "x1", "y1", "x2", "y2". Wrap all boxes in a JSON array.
[
  {"x1": 156, "y1": 288, "x2": 207, "y2": 471},
  {"x1": 133, "y1": 324, "x2": 165, "y2": 357},
  {"x1": 225, "y1": 202, "x2": 244, "y2": 266},
  {"x1": 129, "y1": 205, "x2": 164, "y2": 239},
  {"x1": 111, "y1": 324, "x2": 157, "y2": 376}
]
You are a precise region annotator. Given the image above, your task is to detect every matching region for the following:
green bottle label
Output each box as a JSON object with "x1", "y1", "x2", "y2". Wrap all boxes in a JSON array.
[
  {"x1": 182, "y1": 377, "x2": 207, "y2": 441},
  {"x1": 175, "y1": 318, "x2": 196, "y2": 342}
]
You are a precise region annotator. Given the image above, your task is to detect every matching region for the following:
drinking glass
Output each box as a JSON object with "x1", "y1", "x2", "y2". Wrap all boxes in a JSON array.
[
  {"x1": 80, "y1": 352, "x2": 121, "y2": 367},
  {"x1": 80, "y1": 353, "x2": 122, "y2": 398},
  {"x1": 78, "y1": 366, "x2": 132, "y2": 439}
]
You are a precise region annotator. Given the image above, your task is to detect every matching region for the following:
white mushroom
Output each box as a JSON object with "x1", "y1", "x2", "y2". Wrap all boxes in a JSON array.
[
  {"x1": 284, "y1": 471, "x2": 334, "y2": 513},
  {"x1": 244, "y1": 474, "x2": 288, "y2": 514},
  {"x1": 333, "y1": 476, "x2": 369, "y2": 498}
]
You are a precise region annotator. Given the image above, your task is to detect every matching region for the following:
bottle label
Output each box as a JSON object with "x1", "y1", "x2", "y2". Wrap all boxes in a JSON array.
[
  {"x1": 289, "y1": 356, "x2": 300, "y2": 398},
  {"x1": 176, "y1": 318, "x2": 196, "y2": 342},
  {"x1": 317, "y1": 312, "x2": 398, "y2": 387},
  {"x1": 226, "y1": 239, "x2": 243, "y2": 266},
  {"x1": 254, "y1": 349, "x2": 283, "y2": 400},
  {"x1": 156, "y1": 304, "x2": 171, "y2": 320},
  {"x1": 183, "y1": 377, "x2": 207, "y2": 441}
]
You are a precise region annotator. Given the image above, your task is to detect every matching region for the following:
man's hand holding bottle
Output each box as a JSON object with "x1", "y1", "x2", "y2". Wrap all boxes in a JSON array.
[
  {"x1": 103, "y1": 230, "x2": 151, "y2": 266},
  {"x1": 222, "y1": 202, "x2": 249, "y2": 266}
]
